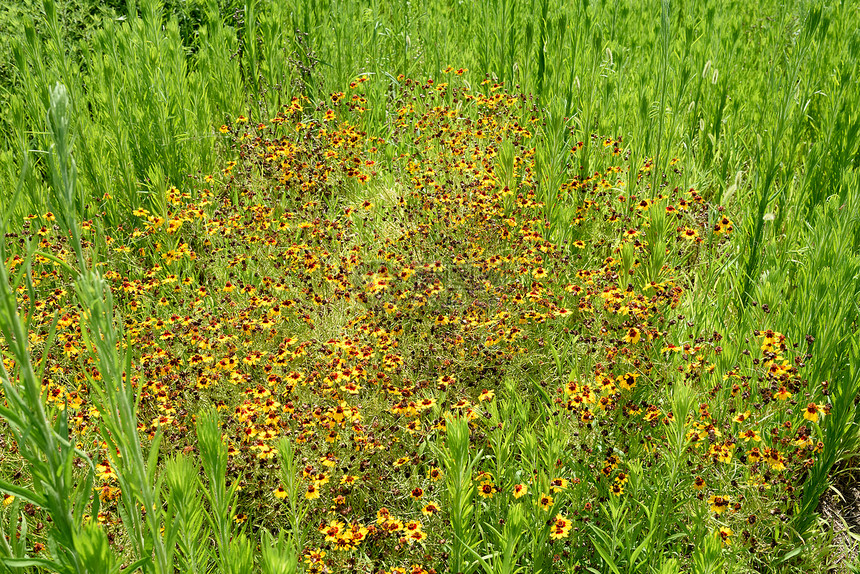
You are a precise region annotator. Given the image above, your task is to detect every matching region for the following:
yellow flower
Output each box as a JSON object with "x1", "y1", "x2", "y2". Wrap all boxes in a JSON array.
[
  {"x1": 623, "y1": 327, "x2": 641, "y2": 344},
  {"x1": 477, "y1": 481, "x2": 498, "y2": 498},
  {"x1": 765, "y1": 447, "x2": 786, "y2": 471},
  {"x1": 549, "y1": 514, "x2": 571, "y2": 539},
  {"x1": 680, "y1": 227, "x2": 699, "y2": 240},
  {"x1": 321, "y1": 520, "x2": 345, "y2": 543},
  {"x1": 708, "y1": 495, "x2": 730, "y2": 514},
  {"x1": 732, "y1": 410, "x2": 752, "y2": 423},
  {"x1": 403, "y1": 520, "x2": 422, "y2": 534},
  {"x1": 747, "y1": 447, "x2": 762, "y2": 464},
  {"x1": 96, "y1": 461, "x2": 117, "y2": 481},
  {"x1": 376, "y1": 507, "x2": 392, "y2": 524},
  {"x1": 537, "y1": 493, "x2": 553, "y2": 510},
  {"x1": 617, "y1": 372, "x2": 638, "y2": 391},
  {"x1": 740, "y1": 429, "x2": 761, "y2": 442},
  {"x1": 305, "y1": 548, "x2": 326, "y2": 565},
  {"x1": 803, "y1": 403, "x2": 824, "y2": 423}
]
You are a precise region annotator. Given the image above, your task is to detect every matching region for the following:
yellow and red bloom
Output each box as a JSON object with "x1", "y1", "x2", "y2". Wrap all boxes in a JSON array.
[
  {"x1": 716, "y1": 527, "x2": 733, "y2": 546},
  {"x1": 803, "y1": 403, "x2": 824, "y2": 423},
  {"x1": 538, "y1": 493, "x2": 554, "y2": 510},
  {"x1": 549, "y1": 477, "x2": 568, "y2": 492},
  {"x1": 549, "y1": 514, "x2": 572, "y2": 539},
  {"x1": 478, "y1": 480, "x2": 499, "y2": 498},
  {"x1": 305, "y1": 483, "x2": 322, "y2": 500},
  {"x1": 708, "y1": 495, "x2": 730, "y2": 514}
]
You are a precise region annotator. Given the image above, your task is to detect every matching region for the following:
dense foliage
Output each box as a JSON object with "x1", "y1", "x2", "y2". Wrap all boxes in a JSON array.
[{"x1": 0, "y1": 0, "x2": 858, "y2": 572}]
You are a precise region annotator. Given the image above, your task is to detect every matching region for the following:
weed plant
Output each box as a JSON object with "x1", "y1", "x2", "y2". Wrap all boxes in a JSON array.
[{"x1": 0, "y1": 0, "x2": 858, "y2": 572}]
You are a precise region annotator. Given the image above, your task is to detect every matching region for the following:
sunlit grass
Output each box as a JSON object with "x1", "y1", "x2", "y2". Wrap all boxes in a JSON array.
[
  {"x1": 2, "y1": 73, "x2": 849, "y2": 572},
  {"x1": 0, "y1": 0, "x2": 858, "y2": 572}
]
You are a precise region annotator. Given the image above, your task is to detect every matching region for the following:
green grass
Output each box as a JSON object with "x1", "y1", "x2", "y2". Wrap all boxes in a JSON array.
[{"x1": 0, "y1": 0, "x2": 858, "y2": 572}]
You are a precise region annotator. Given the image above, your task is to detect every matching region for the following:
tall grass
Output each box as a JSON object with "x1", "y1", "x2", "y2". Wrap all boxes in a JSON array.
[
  {"x1": 1, "y1": 0, "x2": 859, "y2": 570},
  {"x1": 1, "y1": 0, "x2": 858, "y2": 218},
  {"x1": 5, "y1": 0, "x2": 853, "y2": 233},
  {"x1": 1, "y1": 0, "x2": 242, "y2": 226},
  {"x1": 0, "y1": 81, "x2": 296, "y2": 573}
]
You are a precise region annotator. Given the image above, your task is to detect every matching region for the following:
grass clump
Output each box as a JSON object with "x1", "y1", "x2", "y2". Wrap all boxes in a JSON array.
[
  {"x1": 2, "y1": 73, "x2": 849, "y2": 572},
  {"x1": 0, "y1": 0, "x2": 859, "y2": 572}
]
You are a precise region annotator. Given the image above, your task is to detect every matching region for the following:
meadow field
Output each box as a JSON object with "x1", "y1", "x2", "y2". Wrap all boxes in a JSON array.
[{"x1": 0, "y1": 0, "x2": 859, "y2": 572}]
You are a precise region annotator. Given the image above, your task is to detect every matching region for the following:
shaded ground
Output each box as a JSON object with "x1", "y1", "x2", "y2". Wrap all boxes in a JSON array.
[{"x1": 821, "y1": 464, "x2": 860, "y2": 572}]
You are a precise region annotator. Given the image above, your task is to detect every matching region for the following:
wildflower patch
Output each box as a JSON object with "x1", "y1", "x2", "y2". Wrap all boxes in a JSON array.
[{"x1": 1, "y1": 77, "x2": 825, "y2": 572}]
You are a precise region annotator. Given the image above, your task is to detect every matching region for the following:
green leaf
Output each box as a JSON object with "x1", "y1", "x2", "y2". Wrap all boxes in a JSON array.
[
  {"x1": 778, "y1": 546, "x2": 804, "y2": 564},
  {"x1": 548, "y1": 341, "x2": 563, "y2": 376},
  {"x1": 12, "y1": 505, "x2": 28, "y2": 557},
  {"x1": 588, "y1": 524, "x2": 622, "y2": 574},
  {"x1": 628, "y1": 526, "x2": 656, "y2": 568},
  {"x1": 0, "y1": 153, "x2": 29, "y2": 235},
  {"x1": 121, "y1": 557, "x2": 152, "y2": 573},
  {"x1": 530, "y1": 378, "x2": 552, "y2": 409},
  {"x1": 453, "y1": 530, "x2": 498, "y2": 574},
  {"x1": 0, "y1": 478, "x2": 44, "y2": 507},
  {"x1": 74, "y1": 522, "x2": 116, "y2": 573},
  {"x1": 1, "y1": 557, "x2": 66, "y2": 570},
  {"x1": 32, "y1": 250, "x2": 78, "y2": 276},
  {"x1": 147, "y1": 429, "x2": 164, "y2": 479},
  {"x1": 0, "y1": 403, "x2": 31, "y2": 436},
  {"x1": 73, "y1": 465, "x2": 95, "y2": 527},
  {"x1": 36, "y1": 310, "x2": 62, "y2": 387}
]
